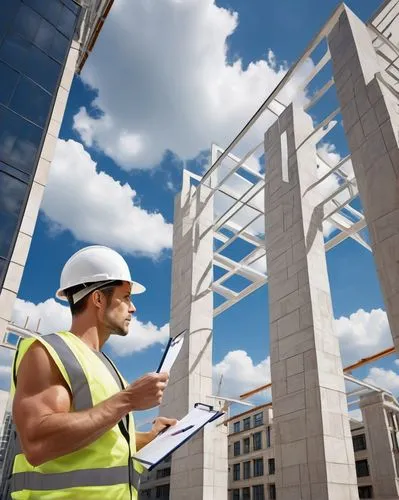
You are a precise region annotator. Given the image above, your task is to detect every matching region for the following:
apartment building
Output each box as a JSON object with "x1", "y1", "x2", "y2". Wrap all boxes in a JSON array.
[
  {"x1": 228, "y1": 393, "x2": 399, "y2": 500},
  {"x1": 138, "y1": 391, "x2": 399, "y2": 499}
]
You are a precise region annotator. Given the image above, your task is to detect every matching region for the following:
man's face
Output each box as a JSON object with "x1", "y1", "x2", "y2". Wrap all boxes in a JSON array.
[{"x1": 102, "y1": 282, "x2": 136, "y2": 336}]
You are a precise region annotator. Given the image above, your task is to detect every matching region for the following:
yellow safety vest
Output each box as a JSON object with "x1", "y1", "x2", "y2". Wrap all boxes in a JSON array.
[{"x1": 9, "y1": 331, "x2": 143, "y2": 500}]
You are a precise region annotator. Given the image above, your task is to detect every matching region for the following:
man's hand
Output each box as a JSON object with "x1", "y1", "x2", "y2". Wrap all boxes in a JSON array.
[
  {"x1": 136, "y1": 416, "x2": 178, "y2": 450},
  {"x1": 125, "y1": 372, "x2": 169, "y2": 411},
  {"x1": 151, "y1": 416, "x2": 178, "y2": 438}
]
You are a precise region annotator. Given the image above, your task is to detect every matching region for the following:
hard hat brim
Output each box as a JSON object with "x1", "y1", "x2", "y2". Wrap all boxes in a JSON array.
[{"x1": 56, "y1": 279, "x2": 146, "y2": 302}]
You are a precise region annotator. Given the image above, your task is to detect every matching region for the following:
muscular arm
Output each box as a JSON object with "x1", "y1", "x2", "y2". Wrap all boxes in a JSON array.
[{"x1": 13, "y1": 342, "x2": 132, "y2": 466}]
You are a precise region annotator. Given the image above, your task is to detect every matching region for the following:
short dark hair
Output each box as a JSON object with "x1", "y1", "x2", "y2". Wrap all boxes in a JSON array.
[{"x1": 65, "y1": 280, "x2": 123, "y2": 316}]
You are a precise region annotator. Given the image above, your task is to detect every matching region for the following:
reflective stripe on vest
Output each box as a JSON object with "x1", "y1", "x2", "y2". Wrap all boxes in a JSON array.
[
  {"x1": 11, "y1": 465, "x2": 141, "y2": 491},
  {"x1": 43, "y1": 334, "x2": 93, "y2": 411}
]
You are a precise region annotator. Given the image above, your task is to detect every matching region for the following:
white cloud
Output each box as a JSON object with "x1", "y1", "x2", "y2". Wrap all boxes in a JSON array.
[
  {"x1": 74, "y1": 0, "x2": 311, "y2": 170},
  {"x1": 364, "y1": 366, "x2": 399, "y2": 394},
  {"x1": 41, "y1": 139, "x2": 172, "y2": 258},
  {"x1": 335, "y1": 308, "x2": 392, "y2": 366},
  {"x1": 213, "y1": 350, "x2": 270, "y2": 400},
  {"x1": 107, "y1": 320, "x2": 169, "y2": 356},
  {"x1": 212, "y1": 308, "x2": 395, "y2": 404},
  {"x1": 10, "y1": 298, "x2": 169, "y2": 357}
]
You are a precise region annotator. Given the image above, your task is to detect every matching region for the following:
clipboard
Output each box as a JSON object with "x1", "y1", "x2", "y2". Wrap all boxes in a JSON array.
[
  {"x1": 133, "y1": 403, "x2": 224, "y2": 470},
  {"x1": 156, "y1": 329, "x2": 186, "y2": 374}
]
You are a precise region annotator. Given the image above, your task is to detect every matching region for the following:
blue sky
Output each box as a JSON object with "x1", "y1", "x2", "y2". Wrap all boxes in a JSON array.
[{"x1": 3, "y1": 0, "x2": 398, "y2": 425}]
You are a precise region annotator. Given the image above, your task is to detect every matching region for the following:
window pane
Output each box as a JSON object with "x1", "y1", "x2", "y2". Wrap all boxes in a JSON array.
[
  {"x1": 24, "y1": 0, "x2": 62, "y2": 26},
  {"x1": 268, "y1": 458, "x2": 275, "y2": 475},
  {"x1": 0, "y1": 62, "x2": 19, "y2": 106},
  {"x1": 10, "y1": 77, "x2": 51, "y2": 127},
  {"x1": 0, "y1": 160, "x2": 30, "y2": 183},
  {"x1": 254, "y1": 412, "x2": 263, "y2": 426},
  {"x1": 25, "y1": 44, "x2": 60, "y2": 94},
  {"x1": 352, "y1": 434, "x2": 367, "y2": 452},
  {"x1": 355, "y1": 459, "x2": 369, "y2": 478},
  {"x1": 57, "y1": 6, "x2": 76, "y2": 37},
  {"x1": 0, "y1": 171, "x2": 28, "y2": 258},
  {"x1": 12, "y1": 4, "x2": 41, "y2": 43},
  {"x1": 35, "y1": 17, "x2": 56, "y2": 54},
  {"x1": 0, "y1": 107, "x2": 42, "y2": 174},
  {"x1": 0, "y1": 33, "x2": 30, "y2": 73},
  {"x1": 50, "y1": 29, "x2": 69, "y2": 62},
  {"x1": 0, "y1": 34, "x2": 61, "y2": 94},
  {"x1": 63, "y1": 0, "x2": 80, "y2": 15},
  {"x1": 0, "y1": 0, "x2": 20, "y2": 42}
]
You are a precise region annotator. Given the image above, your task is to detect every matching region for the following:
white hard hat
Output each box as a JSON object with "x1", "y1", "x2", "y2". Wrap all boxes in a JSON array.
[{"x1": 56, "y1": 245, "x2": 145, "y2": 302}]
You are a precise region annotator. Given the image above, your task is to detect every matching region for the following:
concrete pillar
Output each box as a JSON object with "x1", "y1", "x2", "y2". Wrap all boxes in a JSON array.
[
  {"x1": 328, "y1": 7, "x2": 399, "y2": 352},
  {"x1": 160, "y1": 172, "x2": 228, "y2": 500},
  {"x1": 264, "y1": 104, "x2": 358, "y2": 499},
  {"x1": 360, "y1": 392, "x2": 399, "y2": 498}
]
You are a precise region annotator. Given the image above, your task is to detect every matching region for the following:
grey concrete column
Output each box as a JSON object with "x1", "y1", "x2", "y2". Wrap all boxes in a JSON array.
[
  {"x1": 328, "y1": 7, "x2": 399, "y2": 352},
  {"x1": 360, "y1": 393, "x2": 399, "y2": 498},
  {"x1": 264, "y1": 104, "x2": 358, "y2": 499},
  {"x1": 160, "y1": 172, "x2": 228, "y2": 500}
]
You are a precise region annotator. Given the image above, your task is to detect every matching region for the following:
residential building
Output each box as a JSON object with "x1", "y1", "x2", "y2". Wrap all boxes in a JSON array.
[
  {"x1": 139, "y1": 456, "x2": 172, "y2": 500},
  {"x1": 228, "y1": 394, "x2": 399, "y2": 500},
  {"x1": 0, "y1": 0, "x2": 114, "y2": 340},
  {"x1": 138, "y1": 391, "x2": 399, "y2": 499}
]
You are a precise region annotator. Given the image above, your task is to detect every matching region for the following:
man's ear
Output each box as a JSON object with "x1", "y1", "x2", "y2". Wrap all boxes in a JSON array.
[{"x1": 91, "y1": 290, "x2": 104, "y2": 309}]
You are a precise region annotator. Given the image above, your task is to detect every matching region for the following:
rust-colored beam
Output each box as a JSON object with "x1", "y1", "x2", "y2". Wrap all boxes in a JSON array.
[
  {"x1": 343, "y1": 346, "x2": 395, "y2": 373},
  {"x1": 239, "y1": 346, "x2": 396, "y2": 400}
]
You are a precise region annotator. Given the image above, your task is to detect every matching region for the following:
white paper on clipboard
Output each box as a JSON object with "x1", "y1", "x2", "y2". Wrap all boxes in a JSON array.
[
  {"x1": 156, "y1": 329, "x2": 186, "y2": 374},
  {"x1": 133, "y1": 403, "x2": 224, "y2": 470}
]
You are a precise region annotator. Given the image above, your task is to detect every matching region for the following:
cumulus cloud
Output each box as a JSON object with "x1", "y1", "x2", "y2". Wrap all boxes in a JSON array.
[
  {"x1": 41, "y1": 139, "x2": 172, "y2": 258},
  {"x1": 213, "y1": 350, "x2": 271, "y2": 400},
  {"x1": 10, "y1": 298, "x2": 169, "y2": 357},
  {"x1": 74, "y1": 0, "x2": 311, "y2": 170},
  {"x1": 213, "y1": 308, "x2": 395, "y2": 403},
  {"x1": 364, "y1": 366, "x2": 399, "y2": 394},
  {"x1": 335, "y1": 308, "x2": 392, "y2": 366}
]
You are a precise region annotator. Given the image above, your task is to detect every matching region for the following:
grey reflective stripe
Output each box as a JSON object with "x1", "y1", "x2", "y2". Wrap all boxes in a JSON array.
[
  {"x1": 11, "y1": 465, "x2": 141, "y2": 492},
  {"x1": 43, "y1": 334, "x2": 93, "y2": 411},
  {"x1": 93, "y1": 351, "x2": 124, "y2": 390}
]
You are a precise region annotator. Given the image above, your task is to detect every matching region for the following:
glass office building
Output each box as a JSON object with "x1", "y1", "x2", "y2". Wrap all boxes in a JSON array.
[{"x1": 0, "y1": 0, "x2": 81, "y2": 289}]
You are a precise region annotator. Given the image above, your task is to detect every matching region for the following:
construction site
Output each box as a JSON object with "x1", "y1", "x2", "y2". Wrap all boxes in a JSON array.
[{"x1": 0, "y1": 0, "x2": 399, "y2": 499}]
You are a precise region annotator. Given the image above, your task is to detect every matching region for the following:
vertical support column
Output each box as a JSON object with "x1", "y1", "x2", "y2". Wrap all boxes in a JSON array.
[
  {"x1": 264, "y1": 104, "x2": 358, "y2": 499},
  {"x1": 328, "y1": 7, "x2": 399, "y2": 351},
  {"x1": 360, "y1": 393, "x2": 399, "y2": 498},
  {"x1": 160, "y1": 171, "x2": 228, "y2": 500}
]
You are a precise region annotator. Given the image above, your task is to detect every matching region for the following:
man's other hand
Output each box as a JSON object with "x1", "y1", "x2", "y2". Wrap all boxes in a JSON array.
[{"x1": 125, "y1": 372, "x2": 169, "y2": 410}]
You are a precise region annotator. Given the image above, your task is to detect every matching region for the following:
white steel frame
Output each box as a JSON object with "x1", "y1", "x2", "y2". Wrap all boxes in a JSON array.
[{"x1": 183, "y1": 1, "x2": 398, "y2": 319}]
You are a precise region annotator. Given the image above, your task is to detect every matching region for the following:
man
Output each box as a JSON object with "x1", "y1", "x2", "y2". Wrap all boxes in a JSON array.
[{"x1": 9, "y1": 245, "x2": 176, "y2": 499}]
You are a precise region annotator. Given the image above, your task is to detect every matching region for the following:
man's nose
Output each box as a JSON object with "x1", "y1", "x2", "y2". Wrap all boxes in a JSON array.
[{"x1": 129, "y1": 301, "x2": 136, "y2": 314}]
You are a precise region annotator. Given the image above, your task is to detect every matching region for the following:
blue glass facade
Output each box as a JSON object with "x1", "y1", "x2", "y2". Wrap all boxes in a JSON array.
[{"x1": 0, "y1": 0, "x2": 80, "y2": 288}]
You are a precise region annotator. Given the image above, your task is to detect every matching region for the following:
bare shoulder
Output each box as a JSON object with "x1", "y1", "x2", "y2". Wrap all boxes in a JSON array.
[{"x1": 13, "y1": 340, "x2": 72, "y2": 418}]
